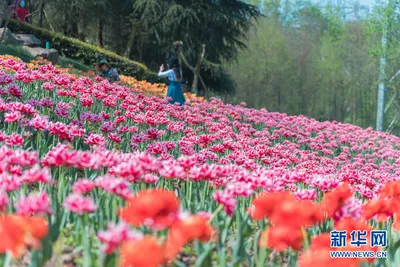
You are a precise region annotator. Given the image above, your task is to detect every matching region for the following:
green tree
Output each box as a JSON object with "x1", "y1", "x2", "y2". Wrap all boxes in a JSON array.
[
  {"x1": 367, "y1": 0, "x2": 400, "y2": 131},
  {"x1": 128, "y1": 0, "x2": 261, "y2": 95},
  {"x1": 226, "y1": 1, "x2": 381, "y2": 128}
]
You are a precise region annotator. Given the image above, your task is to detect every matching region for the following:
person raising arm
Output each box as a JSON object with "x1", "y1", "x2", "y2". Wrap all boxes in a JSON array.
[{"x1": 158, "y1": 56, "x2": 185, "y2": 106}]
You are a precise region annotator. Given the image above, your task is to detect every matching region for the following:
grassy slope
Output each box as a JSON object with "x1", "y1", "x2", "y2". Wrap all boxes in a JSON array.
[
  {"x1": 0, "y1": 44, "x2": 34, "y2": 62},
  {"x1": 8, "y1": 19, "x2": 161, "y2": 83}
]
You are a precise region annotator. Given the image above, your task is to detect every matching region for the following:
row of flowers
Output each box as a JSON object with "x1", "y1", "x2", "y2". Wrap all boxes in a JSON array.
[{"x1": 0, "y1": 55, "x2": 399, "y2": 266}]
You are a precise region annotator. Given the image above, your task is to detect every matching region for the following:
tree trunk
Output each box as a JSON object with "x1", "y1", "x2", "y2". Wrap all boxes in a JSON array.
[
  {"x1": 71, "y1": 22, "x2": 79, "y2": 38},
  {"x1": 137, "y1": 42, "x2": 144, "y2": 62},
  {"x1": 0, "y1": 0, "x2": 5, "y2": 28},
  {"x1": 192, "y1": 44, "x2": 206, "y2": 96},
  {"x1": 43, "y1": 9, "x2": 55, "y2": 32},
  {"x1": 0, "y1": 4, "x2": 12, "y2": 43},
  {"x1": 192, "y1": 75, "x2": 199, "y2": 95},
  {"x1": 27, "y1": 0, "x2": 32, "y2": 14},
  {"x1": 353, "y1": 85, "x2": 356, "y2": 124},
  {"x1": 39, "y1": 0, "x2": 44, "y2": 27},
  {"x1": 175, "y1": 42, "x2": 207, "y2": 96},
  {"x1": 277, "y1": 85, "x2": 281, "y2": 111},
  {"x1": 333, "y1": 87, "x2": 337, "y2": 121},
  {"x1": 124, "y1": 22, "x2": 138, "y2": 58},
  {"x1": 98, "y1": 18, "x2": 104, "y2": 48},
  {"x1": 0, "y1": 18, "x2": 10, "y2": 42},
  {"x1": 70, "y1": 6, "x2": 79, "y2": 38},
  {"x1": 110, "y1": 20, "x2": 122, "y2": 54}
]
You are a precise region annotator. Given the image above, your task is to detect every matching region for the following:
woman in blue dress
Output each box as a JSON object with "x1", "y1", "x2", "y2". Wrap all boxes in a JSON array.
[{"x1": 158, "y1": 56, "x2": 186, "y2": 106}]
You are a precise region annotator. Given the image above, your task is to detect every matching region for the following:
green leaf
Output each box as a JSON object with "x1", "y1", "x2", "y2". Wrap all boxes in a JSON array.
[
  {"x1": 231, "y1": 211, "x2": 251, "y2": 266},
  {"x1": 173, "y1": 260, "x2": 187, "y2": 267},
  {"x1": 195, "y1": 243, "x2": 213, "y2": 267},
  {"x1": 390, "y1": 238, "x2": 400, "y2": 261}
]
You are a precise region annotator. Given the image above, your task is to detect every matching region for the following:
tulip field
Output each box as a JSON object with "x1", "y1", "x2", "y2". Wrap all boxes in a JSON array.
[{"x1": 2, "y1": 55, "x2": 400, "y2": 267}]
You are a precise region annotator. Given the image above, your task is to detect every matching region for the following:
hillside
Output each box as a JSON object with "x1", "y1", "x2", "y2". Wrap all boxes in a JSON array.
[
  {"x1": 7, "y1": 19, "x2": 161, "y2": 83},
  {"x1": 0, "y1": 55, "x2": 400, "y2": 266}
]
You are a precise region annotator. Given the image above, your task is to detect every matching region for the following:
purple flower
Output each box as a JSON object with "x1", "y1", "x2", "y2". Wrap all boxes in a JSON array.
[
  {"x1": 27, "y1": 99, "x2": 41, "y2": 107},
  {"x1": 7, "y1": 84, "x2": 22, "y2": 98},
  {"x1": 100, "y1": 121, "x2": 115, "y2": 132},
  {"x1": 0, "y1": 74, "x2": 13, "y2": 85},
  {"x1": 40, "y1": 98, "x2": 54, "y2": 108},
  {"x1": 71, "y1": 119, "x2": 84, "y2": 127}
]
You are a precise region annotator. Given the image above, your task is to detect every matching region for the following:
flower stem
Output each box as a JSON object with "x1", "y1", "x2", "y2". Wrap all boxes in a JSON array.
[
  {"x1": 257, "y1": 247, "x2": 267, "y2": 267},
  {"x1": 208, "y1": 204, "x2": 223, "y2": 223},
  {"x1": 301, "y1": 227, "x2": 310, "y2": 249},
  {"x1": 3, "y1": 252, "x2": 11, "y2": 267}
]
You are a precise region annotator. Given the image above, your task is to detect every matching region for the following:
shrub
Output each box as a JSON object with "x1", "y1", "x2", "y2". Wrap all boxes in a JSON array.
[
  {"x1": 58, "y1": 57, "x2": 91, "y2": 72},
  {"x1": 7, "y1": 19, "x2": 161, "y2": 82},
  {"x1": 0, "y1": 44, "x2": 34, "y2": 62}
]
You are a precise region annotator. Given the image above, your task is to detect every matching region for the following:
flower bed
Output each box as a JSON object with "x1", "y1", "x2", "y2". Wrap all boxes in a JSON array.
[{"x1": 0, "y1": 56, "x2": 399, "y2": 266}]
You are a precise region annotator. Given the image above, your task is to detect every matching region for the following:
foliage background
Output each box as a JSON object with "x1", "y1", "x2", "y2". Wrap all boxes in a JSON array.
[
  {"x1": 7, "y1": 0, "x2": 400, "y2": 132},
  {"x1": 224, "y1": 0, "x2": 400, "y2": 132}
]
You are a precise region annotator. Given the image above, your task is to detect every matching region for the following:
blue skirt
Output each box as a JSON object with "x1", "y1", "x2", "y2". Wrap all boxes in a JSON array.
[{"x1": 167, "y1": 81, "x2": 186, "y2": 106}]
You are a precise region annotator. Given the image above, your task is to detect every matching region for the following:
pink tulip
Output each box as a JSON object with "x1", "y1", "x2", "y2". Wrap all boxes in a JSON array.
[{"x1": 64, "y1": 193, "x2": 97, "y2": 215}]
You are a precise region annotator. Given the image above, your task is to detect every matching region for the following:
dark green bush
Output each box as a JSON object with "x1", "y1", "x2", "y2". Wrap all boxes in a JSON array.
[
  {"x1": 0, "y1": 44, "x2": 34, "y2": 62},
  {"x1": 7, "y1": 19, "x2": 161, "y2": 82}
]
